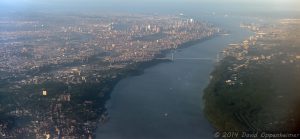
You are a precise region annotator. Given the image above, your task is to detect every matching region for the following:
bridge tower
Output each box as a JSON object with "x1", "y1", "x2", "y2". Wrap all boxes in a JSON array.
[{"x1": 216, "y1": 53, "x2": 220, "y2": 63}]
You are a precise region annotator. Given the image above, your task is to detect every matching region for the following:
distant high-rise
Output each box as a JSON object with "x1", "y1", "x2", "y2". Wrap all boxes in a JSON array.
[{"x1": 189, "y1": 18, "x2": 194, "y2": 23}]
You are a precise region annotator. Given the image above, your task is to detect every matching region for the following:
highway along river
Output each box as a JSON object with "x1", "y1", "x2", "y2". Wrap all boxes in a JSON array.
[{"x1": 96, "y1": 15, "x2": 254, "y2": 139}]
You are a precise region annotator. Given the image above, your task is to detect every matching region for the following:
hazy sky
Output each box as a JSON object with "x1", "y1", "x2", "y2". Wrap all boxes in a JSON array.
[
  {"x1": 1, "y1": 0, "x2": 299, "y2": 2},
  {"x1": 2, "y1": 0, "x2": 299, "y2": 5},
  {"x1": 0, "y1": 0, "x2": 297, "y2": 3},
  {"x1": 1, "y1": 0, "x2": 299, "y2": 16}
]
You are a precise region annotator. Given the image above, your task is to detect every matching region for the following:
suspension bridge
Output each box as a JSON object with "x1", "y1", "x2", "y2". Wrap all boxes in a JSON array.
[{"x1": 156, "y1": 53, "x2": 220, "y2": 62}]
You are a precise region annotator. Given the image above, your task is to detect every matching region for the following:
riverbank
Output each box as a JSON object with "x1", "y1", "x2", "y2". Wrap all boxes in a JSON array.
[
  {"x1": 203, "y1": 21, "x2": 300, "y2": 133},
  {"x1": 93, "y1": 33, "x2": 218, "y2": 137},
  {"x1": 96, "y1": 26, "x2": 250, "y2": 138},
  {"x1": 126, "y1": 35, "x2": 218, "y2": 75}
]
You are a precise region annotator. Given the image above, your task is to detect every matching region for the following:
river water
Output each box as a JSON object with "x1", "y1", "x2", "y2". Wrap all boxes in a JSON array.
[{"x1": 96, "y1": 15, "x2": 254, "y2": 139}]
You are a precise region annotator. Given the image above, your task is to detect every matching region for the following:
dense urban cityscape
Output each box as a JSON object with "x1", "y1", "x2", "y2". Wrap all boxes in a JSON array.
[
  {"x1": 1, "y1": 0, "x2": 300, "y2": 139},
  {"x1": 0, "y1": 13, "x2": 219, "y2": 138}
]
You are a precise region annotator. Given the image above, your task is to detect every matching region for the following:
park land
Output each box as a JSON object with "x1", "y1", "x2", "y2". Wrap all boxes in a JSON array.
[{"x1": 204, "y1": 19, "x2": 300, "y2": 132}]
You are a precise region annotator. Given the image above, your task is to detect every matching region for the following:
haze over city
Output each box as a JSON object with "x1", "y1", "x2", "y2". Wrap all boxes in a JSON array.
[{"x1": 0, "y1": 0, "x2": 300, "y2": 139}]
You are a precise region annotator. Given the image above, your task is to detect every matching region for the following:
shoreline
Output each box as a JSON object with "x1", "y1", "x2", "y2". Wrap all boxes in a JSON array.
[
  {"x1": 95, "y1": 34, "x2": 219, "y2": 137},
  {"x1": 202, "y1": 30, "x2": 256, "y2": 132},
  {"x1": 0, "y1": 31, "x2": 219, "y2": 139},
  {"x1": 105, "y1": 33, "x2": 219, "y2": 93}
]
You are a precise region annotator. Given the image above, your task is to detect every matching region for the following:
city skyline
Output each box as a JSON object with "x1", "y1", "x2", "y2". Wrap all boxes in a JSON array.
[{"x1": 0, "y1": 0, "x2": 300, "y2": 138}]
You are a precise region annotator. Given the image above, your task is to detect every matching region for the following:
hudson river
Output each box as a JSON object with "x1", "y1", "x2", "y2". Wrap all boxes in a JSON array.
[{"x1": 96, "y1": 15, "x2": 254, "y2": 139}]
